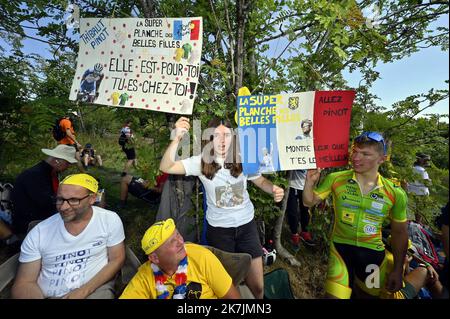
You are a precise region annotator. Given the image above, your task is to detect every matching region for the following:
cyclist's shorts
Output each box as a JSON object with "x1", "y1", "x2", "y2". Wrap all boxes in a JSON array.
[{"x1": 325, "y1": 242, "x2": 385, "y2": 299}]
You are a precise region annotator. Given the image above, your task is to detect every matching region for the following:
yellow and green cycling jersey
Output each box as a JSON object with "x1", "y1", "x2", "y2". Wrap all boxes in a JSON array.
[{"x1": 314, "y1": 170, "x2": 408, "y2": 251}]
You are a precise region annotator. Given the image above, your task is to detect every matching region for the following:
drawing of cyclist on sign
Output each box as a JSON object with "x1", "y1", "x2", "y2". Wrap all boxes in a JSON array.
[
  {"x1": 258, "y1": 143, "x2": 275, "y2": 173},
  {"x1": 78, "y1": 63, "x2": 104, "y2": 103}
]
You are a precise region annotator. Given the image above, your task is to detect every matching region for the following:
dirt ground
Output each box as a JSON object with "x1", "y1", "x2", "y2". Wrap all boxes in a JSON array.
[{"x1": 265, "y1": 241, "x2": 329, "y2": 299}]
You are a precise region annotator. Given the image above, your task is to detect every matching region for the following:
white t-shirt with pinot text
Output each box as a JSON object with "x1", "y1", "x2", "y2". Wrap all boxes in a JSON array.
[{"x1": 19, "y1": 206, "x2": 125, "y2": 298}]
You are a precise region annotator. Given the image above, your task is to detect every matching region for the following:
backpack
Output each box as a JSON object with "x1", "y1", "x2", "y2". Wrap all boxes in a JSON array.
[
  {"x1": 407, "y1": 221, "x2": 440, "y2": 268},
  {"x1": 52, "y1": 118, "x2": 68, "y2": 141},
  {"x1": 118, "y1": 132, "x2": 127, "y2": 146}
]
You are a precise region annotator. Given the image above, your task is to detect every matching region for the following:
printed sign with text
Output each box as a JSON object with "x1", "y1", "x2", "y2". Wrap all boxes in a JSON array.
[
  {"x1": 69, "y1": 17, "x2": 203, "y2": 114},
  {"x1": 237, "y1": 91, "x2": 356, "y2": 174}
]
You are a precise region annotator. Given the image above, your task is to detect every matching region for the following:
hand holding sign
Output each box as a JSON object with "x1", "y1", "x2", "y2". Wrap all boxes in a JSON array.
[
  {"x1": 174, "y1": 116, "x2": 190, "y2": 139},
  {"x1": 305, "y1": 169, "x2": 322, "y2": 186}
]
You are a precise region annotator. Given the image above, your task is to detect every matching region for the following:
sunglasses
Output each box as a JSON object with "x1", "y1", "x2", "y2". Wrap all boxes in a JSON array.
[{"x1": 354, "y1": 131, "x2": 387, "y2": 155}]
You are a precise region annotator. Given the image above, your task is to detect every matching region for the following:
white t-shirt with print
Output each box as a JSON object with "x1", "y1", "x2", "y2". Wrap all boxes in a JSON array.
[
  {"x1": 407, "y1": 165, "x2": 430, "y2": 196},
  {"x1": 182, "y1": 155, "x2": 260, "y2": 228},
  {"x1": 19, "y1": 206, "x2": 125, "y2": 298},
  {"x1": 289, "y1": 169, "x2": 307, "y2": 190}
]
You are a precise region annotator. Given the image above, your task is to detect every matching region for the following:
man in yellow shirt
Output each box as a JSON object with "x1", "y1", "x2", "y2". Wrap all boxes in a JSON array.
[{"x1": 120, "y1": 218, "x2": 241, "y2": 299}]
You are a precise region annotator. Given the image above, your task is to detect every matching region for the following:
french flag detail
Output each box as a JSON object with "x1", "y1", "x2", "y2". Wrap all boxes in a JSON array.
[{"x1": 173, "y1": 19, "x2": 201, "y2": 41}]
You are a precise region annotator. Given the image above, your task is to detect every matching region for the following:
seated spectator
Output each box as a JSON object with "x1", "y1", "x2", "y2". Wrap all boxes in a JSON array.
[
  {"x1": 11, "y1": 144, "x2": 77, "y2": 237},
  {"x1": 119, "y1": 172, "x2": 168, "y2": 207},
  {"x1": 120, "y1": 218, "x2": 240, "y2": 299},
  {"x1": 11, "y1": 173, "x2": 125, "y2": 299},
  {"x1": 380, "y1": 240, "x2": 446, "y2": 299},
  {"x1": 81, "y1": 143, "x2": 103, "y2": 168}
]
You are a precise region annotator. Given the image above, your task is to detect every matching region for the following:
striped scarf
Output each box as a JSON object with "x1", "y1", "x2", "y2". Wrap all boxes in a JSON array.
[{"x1": 151, "y1": 256, "x2": 188, "y2": 299}]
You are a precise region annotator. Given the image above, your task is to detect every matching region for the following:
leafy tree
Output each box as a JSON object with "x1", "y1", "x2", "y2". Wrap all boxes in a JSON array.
[{"x1": 0, "y1": 0, "x2": 448, "y2": 263}]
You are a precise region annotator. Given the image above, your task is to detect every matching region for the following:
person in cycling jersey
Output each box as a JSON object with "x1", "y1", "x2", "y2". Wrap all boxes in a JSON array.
[
  {"x1": 79, "y1": 63, "x2": 104, "y2": 102},
  {"x1": 303, "y1": 131, "x2": 408, "y2": 299}
]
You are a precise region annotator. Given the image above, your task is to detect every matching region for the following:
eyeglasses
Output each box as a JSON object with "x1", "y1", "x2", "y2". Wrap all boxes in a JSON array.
[
  {"x1": 354, "y1": 131, "x2": 387, "y2": 155},
  {"x1": 54, "y1": 194, "x2": 91, "y2": 206}
]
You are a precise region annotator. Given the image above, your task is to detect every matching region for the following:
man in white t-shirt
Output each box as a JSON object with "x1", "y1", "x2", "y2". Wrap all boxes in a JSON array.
[
  {"x1": 407, "y1": 153, "x2": 432, "y2": 196},
  {"x1": 12, "y1": 173, "x2": 125, "y2": 299}
]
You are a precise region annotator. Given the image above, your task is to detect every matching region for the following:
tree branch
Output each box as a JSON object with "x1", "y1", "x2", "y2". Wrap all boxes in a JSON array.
[
  {"x1": 387, "y1": 94, "x2": 450, "y2": 132},
  {"x1": 208, "y1": 0, "x2": 234, "y2": 91},
  {"x1": 0, "y1": 26, "x2": 69, "y2": 47},
  {"x1": 255, "y1": 22, "x2": 314, "y2": 45}
]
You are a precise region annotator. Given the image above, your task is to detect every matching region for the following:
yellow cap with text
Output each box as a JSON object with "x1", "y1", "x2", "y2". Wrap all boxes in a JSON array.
[
  {"x1": 141, "y1": 218, "x2": 176, "y2": 255},
  {"x1": 60, "y1": 173, "x2": 99, "y2": 193}
]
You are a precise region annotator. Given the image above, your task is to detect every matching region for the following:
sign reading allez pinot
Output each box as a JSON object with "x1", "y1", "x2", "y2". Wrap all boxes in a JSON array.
[{"x1": 237, "y1": 90, "x2": 356, "y2": 174}]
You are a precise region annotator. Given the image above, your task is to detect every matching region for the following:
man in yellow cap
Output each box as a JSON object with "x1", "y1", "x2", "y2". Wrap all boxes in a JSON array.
[
  {"x1": 120, "y1": 218, "x2": 240, "y2": 299},
  {"x1": 12, "y1": 173, "x2": 125, "y2": 299}
]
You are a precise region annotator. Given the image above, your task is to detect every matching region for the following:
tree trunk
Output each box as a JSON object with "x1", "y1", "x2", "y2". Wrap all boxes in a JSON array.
[
  {"x1": 76, "y1": 104, "x2": 85, "y2": 131},
  {"x1": 139, "y1": 0, "x2": 156, "y2": 18},
  {"x1": 273, "y1": 171, "x2": 302, "y2": 267},
  {"x1": 234, "y1": 0, "x2": 248, "y2": 96}
]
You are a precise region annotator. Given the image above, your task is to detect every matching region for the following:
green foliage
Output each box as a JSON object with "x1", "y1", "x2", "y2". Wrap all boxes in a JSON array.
[
  {"x1": 249, "y1": 173, "x2": 288, "y2": 234},
  {"x1": 80, "y1": 106, "x2": 121, "y2": 136},
  {"x1": 308, "y1": 199, "x2": 334, "y2": 250}
]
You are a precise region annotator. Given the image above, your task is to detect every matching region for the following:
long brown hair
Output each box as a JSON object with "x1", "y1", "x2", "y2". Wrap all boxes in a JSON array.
[{"x1": 201, "y1": 118, "x2": 242, "y2": 179}]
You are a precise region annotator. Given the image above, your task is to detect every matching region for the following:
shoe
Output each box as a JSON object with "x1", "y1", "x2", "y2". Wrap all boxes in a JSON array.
[
  {"x1": 300, "y1": 231, "x2": 316, "y2": 246},
  {"x1": 291, "y1": 233, "x2": 300, "y2": 251}
]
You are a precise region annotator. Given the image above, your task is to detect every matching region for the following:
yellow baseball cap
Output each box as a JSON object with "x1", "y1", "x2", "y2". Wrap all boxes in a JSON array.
[
  {"x1": 141, "y1": 218, "x2": 176, "y2": 255},
  {"x1": 60, "y1": 173, "x2": 99, "y2": 193}
]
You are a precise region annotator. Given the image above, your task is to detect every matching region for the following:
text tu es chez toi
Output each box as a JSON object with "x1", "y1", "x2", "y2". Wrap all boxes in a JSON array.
[{"x1": 106, "y1": 58, "x2": 199, "y2": 77}]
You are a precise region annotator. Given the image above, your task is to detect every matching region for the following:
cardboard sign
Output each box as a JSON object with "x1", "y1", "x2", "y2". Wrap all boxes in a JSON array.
[
  {"x1": 69, "y1": 17, "x2": 203, "y2": 114},
  {"x1": 237, "y1": 91, "x2": 356, "y2": 174}
]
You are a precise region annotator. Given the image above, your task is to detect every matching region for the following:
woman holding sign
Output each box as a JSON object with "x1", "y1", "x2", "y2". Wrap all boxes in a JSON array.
[{"x1": 160, "y1": 117, "x2": 284, "y2": 299}]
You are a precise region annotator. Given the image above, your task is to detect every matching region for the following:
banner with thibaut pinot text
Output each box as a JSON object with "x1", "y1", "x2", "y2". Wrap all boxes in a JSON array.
[
  {"x1": 237, "y1": 90, "x2": 356, "y2": 174},
  {"x1": 69, "y1": 17, "x2": 202, "y2": 114}
]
